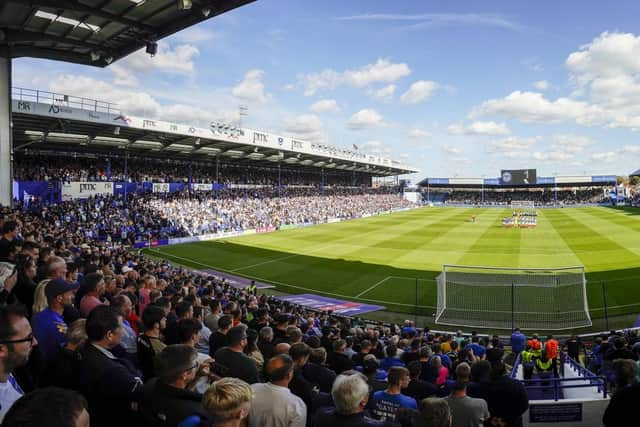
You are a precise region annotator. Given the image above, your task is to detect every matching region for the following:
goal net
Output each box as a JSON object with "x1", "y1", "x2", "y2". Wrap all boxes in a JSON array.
[{"x1": 435, "y1": 265, "x2": 591, "y2": 330}]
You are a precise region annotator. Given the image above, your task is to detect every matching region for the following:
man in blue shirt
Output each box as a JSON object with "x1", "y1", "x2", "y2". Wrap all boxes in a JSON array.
[
  {"x1": 380, "y1": 344, "x2": 405, "y2": 371},
  {"x1": 371, "y1": 366, "x2": 417, "y2": 422},
  {"x1": 510, "y1": 328, "x2": 526, "y2": 354},
  {"x1": 464, "y1": 336, "x2": 486, "y2": 359},
  {"x1": 33, "y1": 278, "x2": 79, "y2": 361}
]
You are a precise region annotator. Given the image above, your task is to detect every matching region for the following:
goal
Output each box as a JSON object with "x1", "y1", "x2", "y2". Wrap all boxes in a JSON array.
[{"x1": 435, "y1": 264, "x2": 591, "y2": 330}]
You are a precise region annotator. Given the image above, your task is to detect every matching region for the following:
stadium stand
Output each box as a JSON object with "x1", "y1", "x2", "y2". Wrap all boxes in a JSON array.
[{"x1": 1, "y1": 194, "x2": 638, "y2": 426}]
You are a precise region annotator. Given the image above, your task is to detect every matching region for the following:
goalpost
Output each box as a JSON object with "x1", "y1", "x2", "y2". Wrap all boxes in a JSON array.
[{"x1": 436, "y1": 264, "x2": 591, "y2": 330}]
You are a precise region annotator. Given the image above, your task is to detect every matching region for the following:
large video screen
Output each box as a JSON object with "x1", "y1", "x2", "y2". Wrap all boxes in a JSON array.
[{"x1": 500, "y1": 169, "x2": 537, "y2": 185}]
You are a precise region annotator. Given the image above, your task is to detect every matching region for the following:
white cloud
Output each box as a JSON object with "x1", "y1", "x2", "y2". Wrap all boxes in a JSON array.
[
  {"x1": 309, "y1": 99, "x2": 340, "y2": 113},
  {"x1": 282, "y1": 114, "x2": 325, "y2": 141},
  {"x1": 550, "y1": 135, "x2": 593, "y2": 153},
  {"x1": 590, "y1": 144, "x2": 640, "y2": 163},
  {"x1": 471, "y1": 91, "x2": 605, "y2": 125},
  {"x1": 448, "y1": 121, "x2": 511, "y2": 136},
  {"x1": 400, "y1": 80, "x2": 437, "y2": 104},
  {"x1": 346, "y1": 59, "x2": 411, "y2": 87},
  {"x1": 49, "y1": 74, "x2": 234, "y2": 126},
  {"x1": 473, "y1": 33, "x2": 640, "y2": 130},
  {"x1": 532, "y1": 150, "x2": 576, "y2": 162},
  {"x1": 566, "y1": 32, "x2": 640, "y2": 84},
  {"x1": 297, "y1": 58, "x2": 411, "y2": 96},
  {"x1": 622, "y1": 145, "x2": 640, "y2": 154},
  {"x1": 173, "y1": 27, "x2": 220, "y2": 43},
  {"x1": 372, "y1": 84, "x2": 396, "y2": 100},
  {"x1": 591, "y1": 151, "x2": 618, "y2": 162},
  {"x1": 232, "y1": 69, "x2": 270, "y2": 104},
  {"x1": 336, "y1": 13, "x2": 522, "y2": 31},
  {"x1": 486, "y1": 136, "x2": 540, "y2": 158},
  {"x1": 348, "y1": 109, "x2": 384, "y2": 129},
  {"x1": 564, "y1": 32, "x2": 640, "y2": 129},
  {"x1": 408, "y1": 128, "x2": 431, "y2": 138},
  {"x1": 485, "y1": 134, "x2": 592, "y2": 163},
  {"x1": 362, "y1": 140, "x2": 390, "y2": 155},
  {"x1": 534, "y1": 80, "x2": 549, "y2": 90},
  {"x1": 119, "y1": 41, "x2": 199, "y2": 75},
  {"x1": 110, "y1": 64, "x2": 138, "y2": 87}
]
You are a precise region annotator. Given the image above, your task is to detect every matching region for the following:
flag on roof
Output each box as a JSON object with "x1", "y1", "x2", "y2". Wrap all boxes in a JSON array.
[{"x1": 353, "y1": 144, "x2": 358, "y2": 150}]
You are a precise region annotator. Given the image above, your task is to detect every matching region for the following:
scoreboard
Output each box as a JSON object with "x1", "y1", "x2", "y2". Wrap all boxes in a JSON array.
[{"x1": 500, "y1": 169, "x2": 536, "y2": 185}]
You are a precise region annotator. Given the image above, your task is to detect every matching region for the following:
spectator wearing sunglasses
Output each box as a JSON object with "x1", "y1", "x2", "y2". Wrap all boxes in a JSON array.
[{"x1": 0, "y1": 304, "x2": 36, "y2": 422}]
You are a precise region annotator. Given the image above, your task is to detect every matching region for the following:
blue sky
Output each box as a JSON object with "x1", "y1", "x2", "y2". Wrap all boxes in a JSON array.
[{"x1": 13, "y1": 0, "x2": 640, "y2": 181}]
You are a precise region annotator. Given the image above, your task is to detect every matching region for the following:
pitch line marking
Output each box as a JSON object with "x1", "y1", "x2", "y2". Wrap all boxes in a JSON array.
[
  {"x1": 355, "y1": 276, "x2": 391, "y2": 298},
  {"x1": 148, "y1": 248, "x2": 437, "y2": 309},
  {"x1": 146, "y1": 248, "x2": 639, "y2": 314}
]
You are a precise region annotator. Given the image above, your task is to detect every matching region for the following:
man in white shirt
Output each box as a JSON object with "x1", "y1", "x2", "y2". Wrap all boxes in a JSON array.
[
  {"x1": 0, "y1": 305, "x2": 36, "y2": 422},
  {"x1": 249, "y1": 354, "x2": 306, "y2": 427}
]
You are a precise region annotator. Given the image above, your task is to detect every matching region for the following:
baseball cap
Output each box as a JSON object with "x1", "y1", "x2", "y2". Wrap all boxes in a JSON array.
[
  {"x1": 121, "y1": 266, "x2": 132, "y2": 274},
  {"x1": 45, "y1": 278, "x2": 80, "y2": 300}
]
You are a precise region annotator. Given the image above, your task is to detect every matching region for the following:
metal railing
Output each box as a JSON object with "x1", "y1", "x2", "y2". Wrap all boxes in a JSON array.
[
  {"x1": 521, "y1": 376, "x2": 608, "y2": 401},
  {"x1": 11, "y1": 87, "x2": 120, "y2": 114},
  {"x1": 511, "y1": 352, "x2": 608, "y2": 401}
]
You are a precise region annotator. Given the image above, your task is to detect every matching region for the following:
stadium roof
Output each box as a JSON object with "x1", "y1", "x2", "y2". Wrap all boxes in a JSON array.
[
  {"x1": 0, "y1": 0, "x2": 255, "y2": 67},
  {"x1": 11, "y1": 90, "x2": 417, "y2": 176},
  {"x1": 631, "y1": 169, "x2": 640, "y2": 177}
]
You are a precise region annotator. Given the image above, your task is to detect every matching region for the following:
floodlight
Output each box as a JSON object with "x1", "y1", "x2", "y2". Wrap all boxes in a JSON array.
[
  {"x1": 146, "y1": 41, "x2": 158, "y2": 57},
  {"x1": 178, "y1": 0, "x2": 192, "y2": 10}
]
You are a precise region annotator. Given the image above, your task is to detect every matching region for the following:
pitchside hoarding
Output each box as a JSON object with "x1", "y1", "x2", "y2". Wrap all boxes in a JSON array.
[
  {"x1": 278, "y1": 294, "x2": 384, "y2": 316},
  {"x1": 61, "y1": 181, "x2": 113, "y2": 200}
]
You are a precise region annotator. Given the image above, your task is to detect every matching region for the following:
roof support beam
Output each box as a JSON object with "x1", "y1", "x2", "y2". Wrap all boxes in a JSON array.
[
  {"x1": 2, "y1": 29, "x2": 106, "y2": 53},
  {"x1": 18, "y1": 0, "x2": 156, "y2": 33}
]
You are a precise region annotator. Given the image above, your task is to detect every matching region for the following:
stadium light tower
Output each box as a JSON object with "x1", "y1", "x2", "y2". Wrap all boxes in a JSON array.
[{"x1": 238, "y1": 105, "x2": 248, "y2": 128}]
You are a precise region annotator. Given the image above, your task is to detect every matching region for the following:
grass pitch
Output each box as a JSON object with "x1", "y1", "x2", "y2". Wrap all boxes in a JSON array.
[{"x1": 147, "y1": 207, "x2": 640, "y2": 329}]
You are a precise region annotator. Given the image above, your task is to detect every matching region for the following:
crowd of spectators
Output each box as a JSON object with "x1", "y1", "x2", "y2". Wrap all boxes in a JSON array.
[
  {"x1": 0, "y1": 204, "x2": 535, "y2": 427},
  {"x1": 429, "y1": 188, "x2": 609, "y2": 206},
  {"x1": 1, "y1": 173, "x2": 639, "y2": 426},
  {"x1": 631, "y1": 185, "x2": 640, "y2": 206},
  {"x1": 14, "y1": 154, "x2": 373, "y2": 186},
  {"x1": 14, "y1": 188, "x2": 412, "y2": 244}
]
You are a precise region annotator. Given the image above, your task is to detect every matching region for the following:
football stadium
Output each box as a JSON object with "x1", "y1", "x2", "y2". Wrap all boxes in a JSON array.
[{"x1": 1, "y1": 1, "x2": 640, "y2": 427}]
